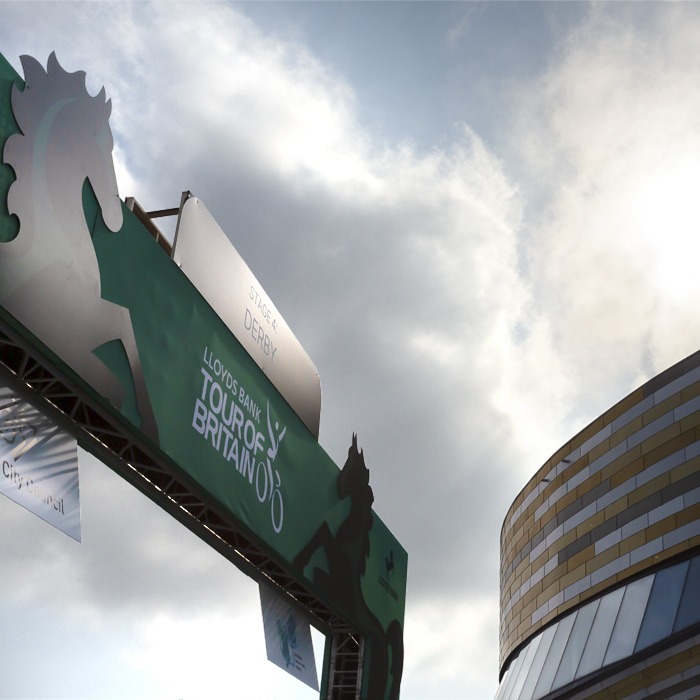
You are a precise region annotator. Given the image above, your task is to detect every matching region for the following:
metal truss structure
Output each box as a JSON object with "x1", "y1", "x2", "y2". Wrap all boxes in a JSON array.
[
  {"x1": 0, "y1": 314, "x2": 364, "y2": 698},
  {"x1": 327, "y1": 633, "x2": 366, "y2": 699}
]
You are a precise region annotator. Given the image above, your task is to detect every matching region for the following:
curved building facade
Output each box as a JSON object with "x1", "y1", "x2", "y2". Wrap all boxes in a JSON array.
[{"x1": 496, "y1": 350, "x2": 700, "y2": 700}]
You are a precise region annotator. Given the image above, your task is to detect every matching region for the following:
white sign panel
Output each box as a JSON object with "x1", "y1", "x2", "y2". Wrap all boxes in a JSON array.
[
  {"x1": 172, "y1": 197, "x2": 322, "y2": 439},
  {"x1": 259, "y1": 582, "x2": 319, "y2": 691},
  {"x1": 0, "y1": 385, "x2": 80, "y2": 541}
]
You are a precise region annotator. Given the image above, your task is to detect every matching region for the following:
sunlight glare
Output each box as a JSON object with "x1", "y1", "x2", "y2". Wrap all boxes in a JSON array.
[{"x1": 635, "y1": 156, "x2": 700, "y2": 300}]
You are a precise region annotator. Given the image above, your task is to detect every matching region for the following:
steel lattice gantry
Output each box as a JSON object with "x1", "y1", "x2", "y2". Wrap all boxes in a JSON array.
[{"x1": 0, "y1": 314, "x2": 365, "y2": 699}]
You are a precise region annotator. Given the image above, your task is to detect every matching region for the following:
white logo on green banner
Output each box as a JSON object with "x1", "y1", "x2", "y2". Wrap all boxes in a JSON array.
[{"x1": 0, "y1": 384, "x2": 80, "y2": 541}]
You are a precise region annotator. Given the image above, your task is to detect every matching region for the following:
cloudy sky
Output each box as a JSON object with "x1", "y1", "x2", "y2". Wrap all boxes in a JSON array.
[{"x1": 3, "y1": 2, "x2": 700, "y2": 698}]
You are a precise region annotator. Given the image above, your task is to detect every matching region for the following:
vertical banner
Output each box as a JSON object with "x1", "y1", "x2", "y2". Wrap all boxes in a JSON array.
[
  {"x1": 0, "y1": 384, "x2": 80, "y2": 541},
  {"x1": 259, "y1": 582, "x2": 319, "y2": 691}
]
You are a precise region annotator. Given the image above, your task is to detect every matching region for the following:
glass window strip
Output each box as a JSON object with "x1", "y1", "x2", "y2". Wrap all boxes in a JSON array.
[
  {"x1": 494, "y1": 664, "x2": 514, "y2": 700},
  {"x1": 520, "y1": 623, "x2": 559, "y2": 700},
  {"x1": 598, "y1": 585, "x2": 625, "y2": 667},
  {"x1": 501, "y1": 648, "x2": 527, "y2": 700},
  {"x1": 510, "y1": 632, "x2": 543, "y2": 699},
  {"x1": 552, "y1": 599, "x2": 599, "y2": 691},
  {"x1": 603, "y1": 575, "x2": 654, "y2": 665},
  {"x1": 575, "y1": 586, "x2": 625, "y2": 679},
  {"x1": 533, "y1": 613, "x2": 577, "y2": 698},
  {"x1": 635, "y1": 560, "x2": 689, "y2": 653},
  {"x1": 498, "y1": 552, "x2": 700, "y2": 700},
  {"x1": 673, "y1": 556, "x2": 700, "y2": 634},
  {"x1": 573, "y1": 597, "x2": 601, "y2": 680},
  {"x1": 673, "y1": 557, "x2": 694, "y2": 634},
  {"x1": 505, "y1": 649, "x2": 530, "y2": 700},
  {"x1": 496, "y1": 650, "x2": 525, "y2": 700}
]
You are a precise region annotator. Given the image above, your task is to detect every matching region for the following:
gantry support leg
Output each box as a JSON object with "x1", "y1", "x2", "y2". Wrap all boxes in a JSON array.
[{"x1": 324, "y1": 632, "x2": 365, "y2": 699}]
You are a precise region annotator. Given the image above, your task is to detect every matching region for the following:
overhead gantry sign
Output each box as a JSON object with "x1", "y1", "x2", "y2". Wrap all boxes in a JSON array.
[{"x1": 0, "y1": 51, "x2": 406, "y2": 700}]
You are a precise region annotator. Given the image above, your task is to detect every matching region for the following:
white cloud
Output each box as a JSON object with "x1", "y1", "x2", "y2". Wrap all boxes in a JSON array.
[
  {"x1": 126, "y1": 608, "x2": 326, "y2": 700},
  {"x1": 497, "y1": 4, "x2": 700, "y2": 474},
  {"x1": 403, "y1": 596, "x2": 499, "y2": 699}
]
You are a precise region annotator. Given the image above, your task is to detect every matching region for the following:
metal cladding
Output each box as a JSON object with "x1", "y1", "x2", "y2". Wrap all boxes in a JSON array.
[{"x1": 498, "y1": 349, "x2": 700, "y2": 700}]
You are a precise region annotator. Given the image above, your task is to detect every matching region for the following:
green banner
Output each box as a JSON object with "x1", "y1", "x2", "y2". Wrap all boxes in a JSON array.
[{"x1": 0, "y1": 52, "x2": 405, "y2": 698}]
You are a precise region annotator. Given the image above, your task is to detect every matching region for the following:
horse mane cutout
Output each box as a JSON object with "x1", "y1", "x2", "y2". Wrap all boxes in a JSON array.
[
  {"x1": 0, "y1": 51, "x2": 160, "y2": 445},
  {"x1": 10, "y1": 52, "x2": 111, "y2": 139}
]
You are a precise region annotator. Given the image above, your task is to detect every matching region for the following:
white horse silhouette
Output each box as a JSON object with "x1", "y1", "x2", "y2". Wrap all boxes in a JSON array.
[{"x1": 0, "y1": 53, "x2": 159, "y2": 445}]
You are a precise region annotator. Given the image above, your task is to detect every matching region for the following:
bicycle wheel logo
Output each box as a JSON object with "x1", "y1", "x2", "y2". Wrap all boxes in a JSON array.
[
  {"x1": 255, "y1": 457, "x2": 283, "y2": 533},
  {"x1": 259, "y1": 400, "x2": 286, "y2": 534}
]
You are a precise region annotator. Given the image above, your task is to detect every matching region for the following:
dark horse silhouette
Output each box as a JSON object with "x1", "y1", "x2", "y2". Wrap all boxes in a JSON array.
[{"x1": 293, "y1": 435, "x2": 403, "y2": 699}]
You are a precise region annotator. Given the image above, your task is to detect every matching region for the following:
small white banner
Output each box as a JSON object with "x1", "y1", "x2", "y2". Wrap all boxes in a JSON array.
[
  {"x1": 0, "y1": 384, "x2": 80, "y2": 542},
  {"x1": 259, "y1": 581, "x2": 319, "y2": 691}
]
